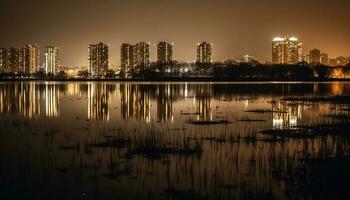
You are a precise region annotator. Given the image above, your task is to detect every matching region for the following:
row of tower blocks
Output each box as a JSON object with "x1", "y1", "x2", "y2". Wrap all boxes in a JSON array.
[
  {"x1": 0, "y1": 45, "x2": 59, "y2": 75},
  {"x1": 271, "y1": 36, "x2": 341, "y2": 65},
  {"x1": 0, "y1": 42, "x2": 212, "y2": 76},
  {"x1": 89, "y1": 42, "x2": 212, "y2": 77}
]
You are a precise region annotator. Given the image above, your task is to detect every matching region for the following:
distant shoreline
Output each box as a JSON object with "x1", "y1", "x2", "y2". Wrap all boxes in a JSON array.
[{"x1": 1, "y1": 77, "x2": 350, "y2": 82}]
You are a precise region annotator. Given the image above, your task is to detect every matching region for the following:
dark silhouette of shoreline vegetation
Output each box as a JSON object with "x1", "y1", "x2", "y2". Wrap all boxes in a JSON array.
[{"x1": 1, "y1": 61, "x2": 350, "y2": 81}]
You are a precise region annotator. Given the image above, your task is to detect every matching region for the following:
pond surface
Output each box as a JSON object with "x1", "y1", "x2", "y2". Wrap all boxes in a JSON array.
[{"x1": 1, "y1": 81, "x2": 350, "y2": 199}]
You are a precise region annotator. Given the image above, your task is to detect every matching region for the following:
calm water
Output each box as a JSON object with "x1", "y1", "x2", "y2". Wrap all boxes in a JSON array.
[{"x1": 1, "y1": 81, "x2": 350, "y2": 199}]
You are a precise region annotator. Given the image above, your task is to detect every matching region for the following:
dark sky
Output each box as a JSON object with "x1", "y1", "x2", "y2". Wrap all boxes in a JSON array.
[{"x1": 0, "y1": 0, "x2": 349, "y2": 66}]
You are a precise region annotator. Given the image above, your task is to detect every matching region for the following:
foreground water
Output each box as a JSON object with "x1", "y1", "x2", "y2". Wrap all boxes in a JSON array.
[{"x1": 1, "y1": 81, "x2": 350, "y2": 199}]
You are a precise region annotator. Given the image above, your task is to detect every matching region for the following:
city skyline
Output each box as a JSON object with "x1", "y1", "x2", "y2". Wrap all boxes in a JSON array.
[
  {"x1": 0, "y1": 0, "x2": 349, "y2": 66},
  {"x1": 1, "y1": 38, "x2": 350, "y2": 74},
  {"x1": 1, "y1": 39, "x2": 350, "y2": 76}
]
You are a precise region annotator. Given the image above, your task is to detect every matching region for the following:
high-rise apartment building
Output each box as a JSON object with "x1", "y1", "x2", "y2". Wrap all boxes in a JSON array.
[
  {"x1": 309, "y1": 49, "x2": 321, "y2": 64},
  {"x1": 0, "y1": 48, "x2": 9, "y2": 73},
  {"x1": 300, "y1": 54, "x2": 310, "y2": 63},
  {"x1": 196, "y1": 42, "x2": 212, "y2": 63},
  {"x1": 272, "y1": 37, "x2": 284, "y2": 64},
  {"x1": 329, "y1": 59, "x2": 337, "y2": 66},
  {"x1": 8, "y1": 48, "x2": 20, "y2": 74},
  {"x1": 19, "y1": 44, "x2": 40, "y2": 74},
  {"x1": 121, "y1": 42, "x2": 150, "y2": 74},
  {"x1": 157, "y1": 42, "x2": 173, "y2": 63},
  {"x1": 121, "y1": 43, "x2": 134, "y2": 73},
  {"x1": 132, "y1": 42, "x2": 150, "y2": 69},
  {"x1": 272, "y1": 37, "x2": 302, "y2": 64},
  {"x1": 1, "y1": 47, "x2": 24, "y2": 74},
  {"x1": 45, "y1": 46, "x2": 59, "y2": 75},
  {"x1": 88, "y1": 43, "x2": 109, "y2": 77},
  {"x1": 320, "y1": 53, "x2": 329, "y2": 65}
]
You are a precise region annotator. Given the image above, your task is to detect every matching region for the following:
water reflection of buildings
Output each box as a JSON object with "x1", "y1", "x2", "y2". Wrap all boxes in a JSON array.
[
  {"x1": 66, "y1": 83, "x2": 82, "y2": 97},
  {"x1": 17, "y1": 83, "x2": 41, "y2": 118},
  {"x1": 194, "y1": 84, "x2": 212, "y2": 121},
  {"x1": 313, "y1": 82, "x2": 345, "y2": 96},
  {"x1": 120, "y1": 84, "x2": 151, "y2": 122},
  {"x1": 6, "y1": 83, "x2": 345, "y2": 124},
  {"x1": 0, "y1": 83, "x2": 61, "y2": 118},
  {"x1": 118, "y1": 84, "x2": 213, "y2": 122},
  {"x1": 157, "y1": 85, "x2": 173, "y2": 122},
  {"x1": 87, "y1": 83, "x2": 110, "y2": 121},
  {"x1": 45, "y1": 84, "x2": 60, "y2": 118},
  {"x1": 0, "y1": 83, "x2": 40, "y2": 118},
  {"x1": 272, "y1": 101, "x2": 301, "y2": 129}
]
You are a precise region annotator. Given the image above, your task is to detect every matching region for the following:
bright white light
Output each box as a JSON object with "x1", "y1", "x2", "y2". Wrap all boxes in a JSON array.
[
  {"x1": 273, "y1": 37, "x2": 284, "y2": 42},
  {"x1": 273, "y1": 119, "x2": 283, "y2": 129}
]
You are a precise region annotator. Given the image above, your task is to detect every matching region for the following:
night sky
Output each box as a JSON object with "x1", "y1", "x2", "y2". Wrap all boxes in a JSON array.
[{"x1": 0, "y1": 0, "x2": 349, "y2": 67}]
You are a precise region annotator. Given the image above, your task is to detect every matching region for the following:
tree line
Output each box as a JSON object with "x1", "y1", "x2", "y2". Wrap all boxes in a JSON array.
[{"x1": 1, "y1": 61, "x2": 350, "y2": 80}]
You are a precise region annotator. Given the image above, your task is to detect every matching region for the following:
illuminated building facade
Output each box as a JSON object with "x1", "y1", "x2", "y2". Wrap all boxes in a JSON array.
[
  {"x1": 88, "y1": 43, "x2": 109, "y2": 77},
  {"x1": 45, "y1": 46, "x2": 59, "y2": 75},
  {"x1": 196, "y1": 42, "x2": 212, "y2": 63},
  {"x1": 309, "y1": 49, "x2": 321, "y2": 64},
  {"x1": 272, "y1": 37, "x2": 302, "y2": 64},
  {"x1": 132, "y1": 42, "x2": 150, "y2": 69},
  {"x1": 0, "y1": 48, "x2": 9, "y2": 73},
  {"x1": 329, "y1": 59, "x2": 337, "y2": 66},
  {"x1": 300, "y1": 54, "x2": 310, "y2": 63},
  {"x1": 320, "y1": 53, "x2": 329, "y2": 65},
  {"x1": 272, "y1": 38, "x2": 284, "y2": 64},
  {"x1": 8, "y1": 48, "x2": 20, "y2": 74},
  {"x1": 157, "y1": 42, "x2": 173, "y2": 63},
  {"x1": 241, "y1": 55, "x2": 255, "y2": 63},
  {"x1": 19, "y1": 44, "x2": 40, "y2": 75},
  {"x1": 121, "y1": 43, "x2": 134, "y2": 74},
  {"x1": 121, "y1": 42, "x2": 150, "y2": 72}
]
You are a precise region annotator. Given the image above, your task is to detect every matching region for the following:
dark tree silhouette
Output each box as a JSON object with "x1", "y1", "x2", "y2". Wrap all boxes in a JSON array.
[{"x1": 314, "y1": 64, "x2": 331, "y2": 79}]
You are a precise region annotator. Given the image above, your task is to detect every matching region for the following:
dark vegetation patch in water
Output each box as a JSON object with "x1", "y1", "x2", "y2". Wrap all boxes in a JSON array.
[
  {"x1": 283, "y1": 95, "x2": 350, "y2": 103},
  {"x1": 88, "y1": 138, "x2": 131, "y2": 149},
  {"x1": 244, "y1": 109, "x2": 287, "y2": 114},
  {"x1": 128, "y1": 137, "x2": 203, "y2": 159},
  {"x1": 180, "y1": 111, "x2": 202, "y2": 115},
  {"x1": 77, "y1": 131, "x2": 203, "y2": 159},
  {"x1": 261, "y1": 123, "x2": 350, "y2": 139},
  {"x1": 186, "y1": 120, "x2": 231, "y2": 125},
  {"x1": 189, "y1": 134, "x2": 285, "y2": 144},
  {"x1": 237, "y1": 117, "x2": 267, "y2": 122},
  {"x1": 323, "y1": 114, "x2": 350, "y2": 120}
]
